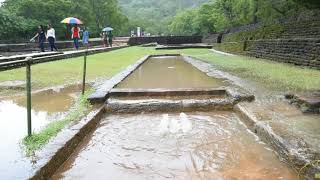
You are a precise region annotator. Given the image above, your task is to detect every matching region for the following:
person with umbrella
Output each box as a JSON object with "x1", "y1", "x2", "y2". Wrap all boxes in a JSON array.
[
  {"x1": 107, "y1": 31, "x2": 113, "y2": 47},
  {"x1": 61, "y1": 17, "x2": 83, "y2": 50},
  {"x1": 102, "y1": 27, "x2": 114, "y2": 47},
  {"x1": 71, "y1": 24, "x2": 81, "y2": 50}
]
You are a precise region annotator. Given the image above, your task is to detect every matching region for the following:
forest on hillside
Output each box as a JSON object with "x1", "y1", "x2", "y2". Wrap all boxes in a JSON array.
[
  {"x1": 0, "y1": 0, "x2": 319, "y2": 41},
  {"x1": 118, "y1": 0, "x2": 211, "y2": 35},
  {"x1": 168, "y1": 0, "x2": 320, "y2": 35}
]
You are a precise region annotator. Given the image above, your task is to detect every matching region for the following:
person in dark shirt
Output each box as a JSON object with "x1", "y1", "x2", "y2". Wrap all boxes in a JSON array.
[
  {"x1": 31, "y1": 25, "x2": 46, "y2": 52},
  {"x1": 107, "y1": 31, "x2": 113, "y2": 47}
]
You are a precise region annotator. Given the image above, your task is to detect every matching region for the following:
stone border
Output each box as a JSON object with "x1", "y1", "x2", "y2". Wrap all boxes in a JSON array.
[
  {"x1": 28, "y1": 107, "x2": 106, "y2": 180},
  {"x1": 109, "y1": 88, "x2": 227, "y2": 97},
  {"x1": 88, "y1": 55, "x2": 150, "y2": 103},
  {"x1": 155, "y1": 44, "x2": 213, "y2": 50},
  {"x1": 235, "y1": 103, "x2": 320, "y2": 180},
  {"x1": 105, "y1": 98, "x2": 235, "y2": 113},
  {"x1": 0, "y1": 51, "x2": 62, "y2": 63},
  {"x1": 0, "y1": 46, "x2": 128, "y2": 72},
  {"x1": 128, "y1": 36, "x2": 203, "y2": 46},
  {"x1": 285, "y1": 93, "x2": 320, "y2": 114}
]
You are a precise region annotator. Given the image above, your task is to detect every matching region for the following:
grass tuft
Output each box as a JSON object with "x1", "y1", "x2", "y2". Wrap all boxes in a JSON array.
[{"x1": 23, "y1": 90, "x2": 93, "y2": 155}]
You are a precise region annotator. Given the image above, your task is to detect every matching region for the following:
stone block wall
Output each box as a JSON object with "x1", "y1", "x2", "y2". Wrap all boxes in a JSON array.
[
  {"x1": 0, "y1": 38, "x2": 128, "y2": 53},
  {"x1": 202, "y1": 34, "x2": 222, "y2": 44},
  {"x1": 245, "y1": 39, "x2": 320, "y2": 69},
  {"x1": 221, "y1": 20, "x2": 320, "y2": 42},
  {"x1": 214, "y1": 42, "x2": 246, "y2": 54},
  {"x1": 127, "y1": 36, "x2": 203, "y2": 45}
]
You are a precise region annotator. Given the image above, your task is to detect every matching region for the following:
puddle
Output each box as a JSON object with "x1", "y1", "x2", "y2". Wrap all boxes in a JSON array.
[
  {"x1": 53, "y1": 111, "x2": 298, "y2": 180},
  {"x1": 0, "y1": 84, "x2": 84, "y2": 179},
  {"x1": 116, "y1": 56, "x2": 227, "y2": 89}
]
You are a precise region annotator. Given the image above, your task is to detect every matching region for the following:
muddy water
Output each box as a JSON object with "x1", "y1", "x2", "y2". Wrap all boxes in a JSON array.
[
  {"x1": 53, "y1": 112, "x2": 298, "y2": 180},
  {"x1": 0, "y1": 84, "x2": 83, "y2": 179},
  {"x1": 116, "y1": 56, "x2": 227, "y2": 89}
]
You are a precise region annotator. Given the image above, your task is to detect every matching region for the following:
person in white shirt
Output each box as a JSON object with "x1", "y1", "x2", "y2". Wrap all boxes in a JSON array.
[{"x1": 46, "y1": 24, "x2": 58, "y2": 51}]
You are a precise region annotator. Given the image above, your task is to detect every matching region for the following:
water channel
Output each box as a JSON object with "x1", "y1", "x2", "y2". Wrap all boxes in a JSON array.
[{"x1": 53, "y1": 55, "x2": 298, "y2": 179}]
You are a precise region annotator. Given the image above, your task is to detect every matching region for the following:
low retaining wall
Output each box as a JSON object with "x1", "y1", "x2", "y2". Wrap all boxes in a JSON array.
[
  {"x1": 0, "y1": 38, "x2": 129, "y2": 53},
  {"x1": 211, "y1": 39, "x2": 320, "y2": 69},
  {"x1": 105, "y1": 98, "x2": 234, "y2": 113},
  {"x1": 235, "y1": 104, "x2": 320, "y2": 180},
  {"x1": 29, "y1": 107, "x2": 106, "y2": 180},
  {"x1": 0, "y1": 46, "x2": 128, "y2": 72},
  {"x1": 155, "y1": 44, "x2": 213, "y2": 50},
  {"x1": 246, "y1": 39, "x2": 320, "y2": 69},
  {"x1": 127, "y1": 36, "x2": 202, "y2": 46},
  {"x1": 213, "y1": 42, "x2": 246, "y2": 54}
]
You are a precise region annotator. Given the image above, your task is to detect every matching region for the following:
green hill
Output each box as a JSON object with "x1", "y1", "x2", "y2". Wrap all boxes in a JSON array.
[{"x1": 118, "y1": 0, "x2": 211, "y2": 34}]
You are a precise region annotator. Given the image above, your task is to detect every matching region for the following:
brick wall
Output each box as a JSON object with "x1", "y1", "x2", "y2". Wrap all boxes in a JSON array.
[
  {"x1": 127, "y1": 36, "x2": 203, "y2": 45},
  {"x1": 245, "y1": 39, "x2": 320, "y2": 69}
]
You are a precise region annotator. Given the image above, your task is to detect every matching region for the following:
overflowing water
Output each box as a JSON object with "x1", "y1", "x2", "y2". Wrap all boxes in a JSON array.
[
  {"x1": 53, "y1": 112, "x2": 298, "y2": 179},
  {"x1": 0, "y1": 84, "x2": 83, "y2": 179}
]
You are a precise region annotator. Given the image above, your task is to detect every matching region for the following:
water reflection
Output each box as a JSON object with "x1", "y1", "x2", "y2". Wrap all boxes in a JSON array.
[
  {"x1": 0, "y1": 84, "x2": 82, "y2": 179},
  {"x1": 116, "y1": 56, "x2": 227, "y2": 89}
]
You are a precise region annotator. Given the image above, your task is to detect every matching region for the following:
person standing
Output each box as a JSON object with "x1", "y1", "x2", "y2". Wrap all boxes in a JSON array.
[
  {"x1": 107, "y1": 31, "x2": 113, "y2": 47},
  {"x1": 82, "y1": 27, "x2": 89, "y2": 49},
  {"x1": 102, "y1": 32, "x2": 108, "y2": 47},
  {"x1": 31, "y1": 25, "x2": 46, "y2": 52},
  {"x1": 46, "y1": 24, "x2": 58, "y2": 51},
  {"x1": 71, "y1": 25, "x2": 80, "y2": 50}
]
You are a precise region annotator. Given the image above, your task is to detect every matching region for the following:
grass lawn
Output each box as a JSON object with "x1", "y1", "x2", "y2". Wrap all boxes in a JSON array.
[
  {"x1": 0, "y1": 46, "x2": 319, "y2": 93},
  {"x1": 184, "y1": 49, "x2": 320, "y2": 92}
]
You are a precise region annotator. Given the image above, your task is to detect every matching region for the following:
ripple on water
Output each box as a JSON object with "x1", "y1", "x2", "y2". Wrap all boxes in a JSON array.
[{"x1": 53, "y1": 111, "x2": 298, "y2": 180}]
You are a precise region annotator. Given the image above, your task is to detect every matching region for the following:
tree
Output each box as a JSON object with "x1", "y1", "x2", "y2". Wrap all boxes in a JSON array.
[
  {"x1": 1, "y1": 0, "x2": 128, "y2": 41},
  {"x1": 0, "y1": 8, "x2": 36, "y2": 41}
]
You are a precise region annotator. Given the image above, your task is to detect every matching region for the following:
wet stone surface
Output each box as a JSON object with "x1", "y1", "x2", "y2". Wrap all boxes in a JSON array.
[
  {"x1": 53, "y1": 112, "x2": 298, "y2": 180},
  {"x1": 0, "y1": 80, "x2": 26, "y2": 90}
]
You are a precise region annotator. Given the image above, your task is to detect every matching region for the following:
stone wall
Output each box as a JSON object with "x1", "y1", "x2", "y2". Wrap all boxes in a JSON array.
[
  {"x1": 202, "y1": 34, "x2": 222, "y2": 44},
  {"x1": 205, "y1": 19, "x2": 320, "y2": 69},
  {"x1": 214, "y1": 42, "x2": 245, "y2": 54},
  {"x1": 0, "y1": 38, "x2": 128, "y2": 53},
  {"x1": 221, "y1": 20, "x2": 320, "y2": 42},
  {"x1": 127, "y1": 36, "x2": 203, "y2": 45},
  {"x1": 246, "y1": 39, "x2": 320, "y2": 69}
]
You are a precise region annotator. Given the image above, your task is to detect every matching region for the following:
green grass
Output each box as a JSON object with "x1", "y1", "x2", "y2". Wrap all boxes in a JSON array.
[
  {"x1": 184, "y1": 49, "x2": 320, "y2": 92},
  {"x1": 0, "y1": 47, "x2": 184, "y2": 91},
  {"x1": 1, "y1": 46, "x2": 319, "y2": 93},
  {"x1": 23, "y1": 90, "x2": 93, "y2": 154}
]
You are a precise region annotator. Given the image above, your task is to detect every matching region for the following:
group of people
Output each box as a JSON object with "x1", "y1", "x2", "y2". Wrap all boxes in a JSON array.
[
  {"x1": 31, "y1": 24, "x2": 90, "y2": 52},
  {"x1": 31, "y1": 24, "x2": 58, "y2": 52}
]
